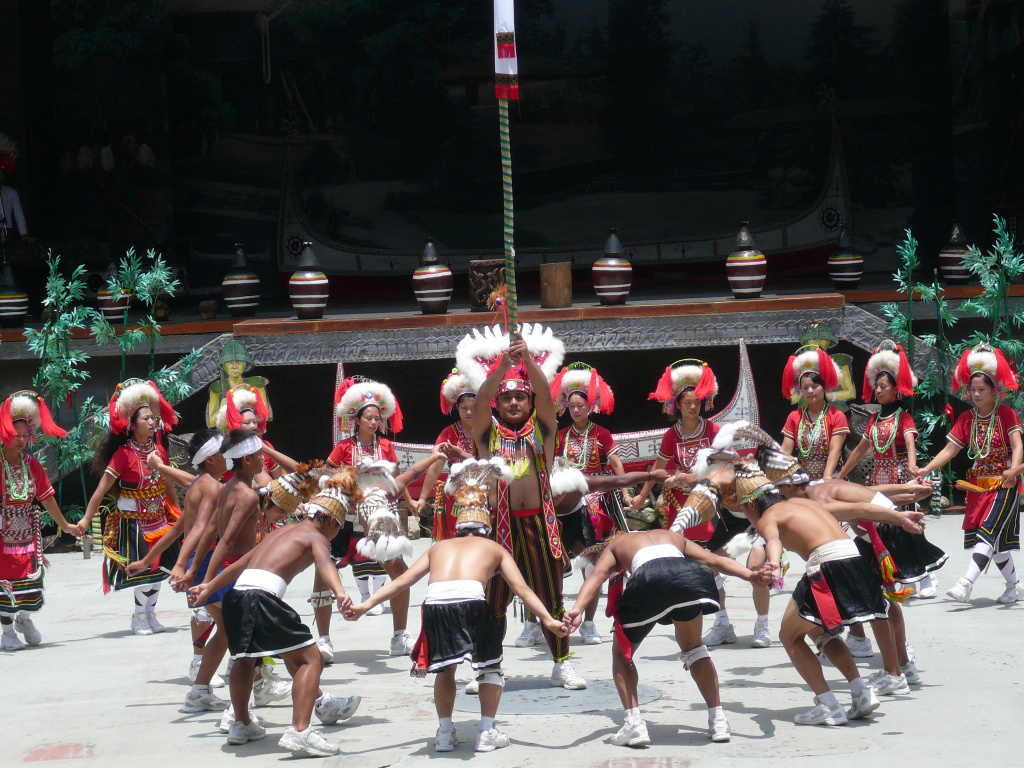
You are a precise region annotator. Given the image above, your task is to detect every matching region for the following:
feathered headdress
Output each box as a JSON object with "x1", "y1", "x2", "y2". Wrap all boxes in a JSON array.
[
  {"x1": 952, "y1": 342, "x2": 1019, "y2": 395},
  {"x1": 781, "y1": 345, "x2": 841, "y2": 400},
  {"x1": 734, "y1": 461, "x2": 775, "y2": 503},
  {"x1": 307, "y1": 466, "x2": 364, "y2": 524},
  {"x1": 863, "y1": 340, "x2": 916, "y2": 401},
  {"x1": 689, "y1": 420, "x2": 748, "y2": 479},
  {"x1": 439, "y1": 369, "x2": 477, "y2": 415},
  {"x1": 550, "y1": 362, "x2": 615, "y2": 416},
  {"x1": 0, "y1": 390, "x2": 66, "y2": 445},
  {"x1": 334, "y1": 377, "x2": 403, "y2": 435},
  {"x1": 455, "y1": 323, "x2": 565, "y2": 394},
  {"x1": 444, "y1": 457, "x2": 514, "y2": 534},
  {"x1": 265, "y1": 462, "x2": 320, "y2": 516},
  {"x1": 733, "y1": 423, "x2": 807, "y2": 485},
  {"x1": 547, "y1": 456, "x2": 590, "y2": 498},
  {"x1": 352, "y1": 458, "x2": 409, "y2": 562},
  {"x1": 108, "y1": 379, "x2": 177, "y2": 435},
  {"x1": 648, "y1": 359, "x2": 718, "y2": 415},
  {"x1": 217, "y1": 383, "x2": 271, "y2": 434}
]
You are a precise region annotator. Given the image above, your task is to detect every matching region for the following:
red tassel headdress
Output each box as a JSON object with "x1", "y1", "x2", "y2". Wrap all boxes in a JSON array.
[
  {"x1": 439, "y1": 369, "x2": 477, "y2": 415},
  {"x1": 953, "y1": 343, "x2": 1019, "y2": 395},
  {"x1": 108, "y1": 379, "x2": 176, "y2": 435},
  {"x1": 551, "y1": 362, "x2": 615, "y2": 416},
  {"x1": 863, "y1": 340, "x2": 916, "y2": 401},
  {"x1": 335, "y1": 376, "x2": 403, "y2": 435},
  {"x1": 0, "y1": 390, "x2": 66, "y2": 445},
  {"x1": 647, "y1": 359, "x2": 718, "y2": 415},
  {"x1": 783, "y1": 345, "x2": 840, "y2": 400},
  {"x1": 220, "y1": 383, "x2": 271, "y2": 433}
]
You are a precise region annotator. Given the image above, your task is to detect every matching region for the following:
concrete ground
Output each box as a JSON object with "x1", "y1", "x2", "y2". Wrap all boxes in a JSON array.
[{"x1": 3, "y1": 514, "x2": 1022, "y2": 767}]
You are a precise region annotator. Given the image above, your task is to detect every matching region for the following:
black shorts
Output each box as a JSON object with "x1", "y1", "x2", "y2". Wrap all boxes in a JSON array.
[
  {"x1": 792, "y1": 553, "x2": 889, "y2": 629},
  {"x1": 703, "y1": 510, "x2": 750, "y2": 553},
  {"x1": 222, "y1": 587, "x2": 315, "y2": 658},
  {"x1": 410, "y1": 599, "x2": 504, "y2": 677},
  {"x1": 617, "y1": 557, "x2": 719, "y2": 646},
  {"x1": 558, "y1": 505, "x2": 596, "y2": 552}
]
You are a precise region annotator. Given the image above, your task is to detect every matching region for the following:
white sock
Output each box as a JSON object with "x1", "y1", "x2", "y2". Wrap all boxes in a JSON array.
[
  {"x1": 392, "y1": 629, "x2": 407, "y2": 638},
  {"x1": 1, "y1": 617, "x2": 15, "y2": 634},
  {"x1": 319, "y1": 634, "x2": 331, "y2": 643},
  {"x1": 755, "y1": 614, "x2": 769, "y2": 625},
  {"x1": 371, "y1": 575, "x2": 387, "y2": 594},
  {"x1": 190, "y1": 684, "x2": 210, "y2": 696},
  {"x1": 993, "y1": 553, "x2": 1019, "y2": 586},
  {"x1": 438, "y1": 717, "x2": 454, "y2": 733},
  {"x1": 818, "y1": 690, "x2": 840, "y2": 710},
  {"x1": 193, "y1": 652, "x2": 203, "y2": 664},
  {"x1": 479, "y1": 716, "x2": 495, "y2": 733},
  {"x1": 624, "y1": 706, "x2": 641, "y2": 723},
  {"x1": 133, "y1": 586, "x2": 149, "y2": 614},
  {"x1": 708, "y1": 705, "x2": 724, "y2": 722},
  {"x1": 145, "y1": 583, "x2": 161, "y2": 611},
  {"x1": 850, "y1": 677, "x2": 867, "y2": 696},
  {"x1": 714, "y1": 610, "x2": 729, "y2": 626},
  {"x1": 356, "y1": 577, "x2": 371, "y2": 601}
]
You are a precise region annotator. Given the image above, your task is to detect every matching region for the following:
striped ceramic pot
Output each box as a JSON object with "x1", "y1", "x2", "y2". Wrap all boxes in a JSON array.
[
  {"x1": 289, "y1": 242, "x2": 329, "y2": 319},
  {"x1": 827, "y1": 226, "x2": 862, "y2": 288},
  {"x1": 725, "y1": 224, "x2": 766, "y2": 298},
  {"x1": 97, "y1": 288, "x2": 130, "y2": 324},
  {"x1": 593, "y1": 229, "x2": 631, "y2": 305},
  {"x1": 412, "y1": 239, "x2": 452, "y2": 314},
  {"x1": 939, "y1": 220, "x2": 971, "y2": 285},
  {"x1": 0, "y1": 265, "x2": 28, "y2": 328},
  {"x1": 222, "y1": 244, "x2": 261, "y2": 317}
]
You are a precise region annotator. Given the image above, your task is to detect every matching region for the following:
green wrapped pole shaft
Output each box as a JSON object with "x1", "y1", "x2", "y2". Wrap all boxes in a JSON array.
[{"x1": 499, "y1": 98, "x2": 518, "y2": 333}]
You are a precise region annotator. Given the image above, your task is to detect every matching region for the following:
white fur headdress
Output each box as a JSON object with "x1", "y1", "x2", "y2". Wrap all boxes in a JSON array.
[
  {"x1": 953, "y1": 342, "x2": 1019, "y2": 395},
  {"x1": 863, "y1": 340, "x2": 917, "y2": 401},
  {"x1": 781, "y1": 345, "x2": 841, "y2": 400},
  {"x1": 0, "y1": 390, "x2": 66, "y2": 445},
  {"x1": 649, "y1": 359, "x2": 718, "y2": 414},
  {"x1": 455, "y1": 323, "x2": 565, "y2": 391},
  {"x1": 439, "y1": 369, "x2": 476, "y2": 414},
  {"x1": 108, "y1": 379, "x2": 177, "y2": 434},
  {"x1": 334, "y1": 377, "x2": 402, "y2": 435},
  {"x1": 216, "y1": 384, "x2": 271, "y2": 435},
  {"x1": 444, "y1": 457, "x2": 513, "y2": 534},
  {"x1": 550, "y1": 363, "x2": 615, "y2": 415}
]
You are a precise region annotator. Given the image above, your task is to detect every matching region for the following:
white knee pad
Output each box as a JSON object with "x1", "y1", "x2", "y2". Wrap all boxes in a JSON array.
[
  {"x1": 309, "y1": 590, "x2": 334, "y2": 608},
  {"x1": 814, "y1": 632, "x2": 843, "y2": 654},
  {"x1": 679, "y1": 644, "x2": 710, "y2": 671},
  {"x1": 192, "y1": 606, "x2": 212, "y2": 624},
  {"x1": 972, "y1": 540, "x2": 995, "y2": 559},
  {"x1": 714, "y1": 574, "x2": 725, "y2": 590},
  {"x1": 477, "y1": 669, "x2": 505, "y2": 688}
]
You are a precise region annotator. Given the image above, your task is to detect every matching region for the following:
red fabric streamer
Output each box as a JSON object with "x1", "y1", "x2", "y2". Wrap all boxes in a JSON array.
[
  {"x1": 781, "y1": 354, "x2": 797, "y2": 399},
  {"x1": 693, "y1": 362, "x2": 716, "y2": 402},
  {"x1": 808, "y1": 572, "x2": 844, "y2": 636},
  {"x1": 945, "y1": 403, "x2": 955, "y2": 423},
  {"x1": 390, "y1": 400, "x2": 404, "y2": 435},
  {"x1": 495, "y1": 84, "x2": 519, "y2": 100},
  {"x1": 152, "y1": 382, "x2": 177, "y2": 433},
  {"x1": 548, "y1": 367, "x2": 567, "y2": 404},
  {"x1": 649, "y1": 365, "x2": 675, "y2": 402},
  {"x1": 0, "y1": 399, "x2": 15, "y2": 444},
  {"x1": 953, "y1": 350, "x2": 972, "y2": 391},
  {"x1": 587, "y1": 368, "x2": 599, "y2": 410},
  {"x1": 598, "y1": 377, "x2": 615, "y2": 414},
  {"x1": 895, "y1": 345, "x2": 915, "y2": 397},
  {"x1": 994, "y1": 348, "x2": 1019, "y2": 390},
  {"x1": 817, "y1": 347, "x2": 839, "y2": 390},
  {"x1": 35, "y1": 397, "x2": 66, "y2": 438}
]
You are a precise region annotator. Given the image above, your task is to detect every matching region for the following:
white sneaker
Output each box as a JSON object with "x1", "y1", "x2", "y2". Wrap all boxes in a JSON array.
[
  {"x1": 709, "y1": 714, "x2": 731, "y2": 743},
  {"x1": 905, "y1": 643, "x2": 916, "y2": 665},
  {"x1": 278, "y1": 726, "x2": 341, "y2": 756},
  {"x1": 917, "y1": 575, "x2": 937, "y2": 599},
  {"x1": 2, "y1": 631, "x2": 25, "y2": 651},
  {"x1": 946, "y1": 578, "x2": 973, "y2": 603},
  {"x1": 367, "y1": 603, "x2": 384, "y2": 616},
  {"x1": 210, "y1": 673, "x2": 225, "y2": 688},
  {"x1": 610, "y1": 720, "x2": 650, "y2": 747},
  {"x1": 901, "y1": 660, "x2": 921, "y2": 685},
  {"x1": 315, "y1": 694, "x2": 361, "y2": 725},
  {"x1": 997, "y1": 581, "x2": 1024, "y2": 603},
  {"x1": 146, "y1": 612, "x2": 166, "y2": 634},
  {"x1": 550, "y1": 660, "x2": 587, "y2": 690},
  {"x1": 845, "y1": 634, "x2": 874, "y2": 658},
  {"x1": 390, "y1": 631, "x2": 415, "y2": 656},
  {"x1": 475, "y1": 728, "x2": 511, "y2": 752},
  {"x1": 465, "y1": 676, "x2": 480, "y2": 695},
  {"x1": 218, "y1": 705, "x2": 235, "y2": 733},
  {"x1": 188, "y1": 657, "x2": 225, "y2": 688},
  {"x1": 180, "y1": 687, "x2": 229, "y2": 713},
  {"x1": 131, "y1": 613, "x2": 153, "y2": 636},
  {"x1": 579, "y1": 620, "x2": 603, "y2": 645},
  {"x1": 702, "y1": 622, "x2": 737, "y2": 647},
  {"x1": 435, "y1": 728, "x2": 458, "y2": 752},
  {"x1": 14, "y1": 615, "x2": 41, "y2": 645},
  {"x1": 847, "y1": 687, "x2": 881, "y2": 720},
  {"x1": 317, "y1": 635, "x2": 335, "y2": 665},
  {"x1": 795, "y1": 696, "x2": 848, "y2": 726},
  {"x1": 226, "y1": 718, "x2": 267, "y2": 745},
  {"x1": 751, "y1": 622, "x2": 771, "y2": 648},
  {"x1": 867, "y1": 672, "x2": 909, "y2": 695},
  {"x1": 514, "y1": 621, "x2": 543, "y2": 647},
  {"x1": 252, "y1": 676, "x2": 292, "y2": 707}
]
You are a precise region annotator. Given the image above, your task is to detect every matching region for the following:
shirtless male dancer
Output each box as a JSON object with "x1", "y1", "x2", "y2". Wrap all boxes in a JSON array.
[
  {"x1": 567, "y1": 526, "x2": 772, "y2": 747},
  {"x1": 189, "y1": 470, "x2": 365, "y2": 757},
  {"x1": 346, "y1": 457, "x2": 569, "y2": 753},
  {"x1": 710, "y1": 461, "x2": 891, "y2": 726}
]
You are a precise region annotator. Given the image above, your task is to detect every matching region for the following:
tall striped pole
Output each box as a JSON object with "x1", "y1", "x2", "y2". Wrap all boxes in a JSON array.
[{"x1": 499, "y1": 98, "x2": 517, "y2": 332}]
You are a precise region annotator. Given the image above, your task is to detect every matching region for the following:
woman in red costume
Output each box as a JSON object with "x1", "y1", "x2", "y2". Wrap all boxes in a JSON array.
[
  {"x1": 0, "y1": 391, "x2": 77, "y2": 650},
  {"x1": 82, "y1": 379, "x2": 182, "y2": 635},
  {"x1": 779, "y1": 345, "x2": 849, "y2": 481},
  {"x1": 409, "y1": 369, "x2": 477, "y2": 541},
  {"x1": 916, "y1": 343, "x2": 1024, "y2": 604}
]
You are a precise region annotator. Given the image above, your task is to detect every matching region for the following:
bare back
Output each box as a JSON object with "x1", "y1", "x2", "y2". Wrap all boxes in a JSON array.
[
  {"x1": 804, "y1": 479, "x2": 874, "y2": 506},
  {"x1": 244, "y1": 520, "x2": 331, "y2": 585},
  {"x1": 216, "y1": 478, "x2": 260, "y2": 557},
  {"x1": 425, "y1": 536, "x2": 507, "y2": 584},
  {"x1": 606, "y1": 529, "x2": 687, "y2": 573},
  {"x1": 757, "y1": 497, "x2": 848, "y2": 560},
  {"x1": 182, "y1": 473, "x2": 222, "y2": 536}
]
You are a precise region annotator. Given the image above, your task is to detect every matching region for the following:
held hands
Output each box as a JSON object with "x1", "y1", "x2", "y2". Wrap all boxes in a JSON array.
[
  {"x1": 1002, "y1": 467, "x2": 1018, "y2": 488},
  {"x1": 187, "y1": 583, "x2": 212, "y2": 607},
  {"x1": 336, "y1": 592, "x2": 353, "y2": 614},
  {"x1": 542, "y1": 615, "x2": 569, "y2": 638},
  {"x1": 626, "y1": 493, "x2": 647, "y2": 511},
  {"x1": 438, "y1": 440, "x2": 472, "y2": 463},
  {"x1": 170, "y1": 566, "x2": 192, "y2": 592},
  {"x1": 407, "y1": 498, "x2": 425, "y2": 517},
  {"x1": 342, "y1": 602, "x2": 366, "y2": 621},
  {"x1": 563, "y1": 608, "x2": 584, "y2": 634},
  {"x1": 503, "y1": 338, "x2": 528, "y2": 368}
]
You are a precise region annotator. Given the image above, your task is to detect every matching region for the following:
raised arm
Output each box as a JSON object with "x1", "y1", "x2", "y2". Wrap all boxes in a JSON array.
[
  {"x1": 263, "y1": 443, "x2": 298, "y2": 473},
  {"x1": 824, "y1": 501, "x2": 924, "y2": 533},
  {"x1": 520, "y1": 340, "x2": 557, "y2": 445},
  {"x1": 393, "y1": 445, "x2": 447, "y2": 496},
  {"x1": 473, "y1": 355, "x2": 513, "y2": 449}
]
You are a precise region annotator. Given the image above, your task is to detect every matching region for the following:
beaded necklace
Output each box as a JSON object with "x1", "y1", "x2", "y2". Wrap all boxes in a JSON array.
[
  {"x1": 678, "y1": 417, "x2": 704, "y2": 441},
  {"x1": 129, "y1": 439, "x2": 156, "y2": 484},
  {"x1": 797, "y1": 406, "x2": 828, "y2": 458},
  {"x1": 2, "y1": 452, "x2": 30, "y2": 502},
  {"x1": 491, "y1": 415, "x2": 539, "y2": 479},
  {"x1": 352, "y1": 434, "x2": 381, "y2": 463},
  {"x1": 968, "y1": 408, "x2": 997, "y2": 461},
  {"x1": 563, "y1": 422, "x2": 595, "y2": 470},
  {"x1": 870, "y1": 407, "x2": 902, "y2": 455}
]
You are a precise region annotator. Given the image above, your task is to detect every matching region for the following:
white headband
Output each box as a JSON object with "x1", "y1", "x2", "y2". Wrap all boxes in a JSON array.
[
  {"x1": 191, "y1": 434, "x2": 224, "y2": 469},
  {"x1": 222, "y1": 435, "x2": 264, "y2": 461}
]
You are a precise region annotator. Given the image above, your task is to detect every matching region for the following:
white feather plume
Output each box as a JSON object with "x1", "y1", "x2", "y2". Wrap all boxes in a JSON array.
[{"x1": 712, "y1": 420, "x2": 749, "y2": 450}]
